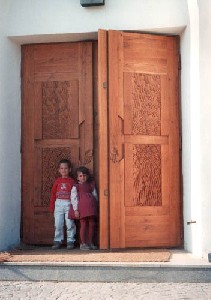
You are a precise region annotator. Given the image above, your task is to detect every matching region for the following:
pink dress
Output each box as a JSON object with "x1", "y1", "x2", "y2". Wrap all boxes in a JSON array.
[{"x1": 69, "y1": 181, "x2": 98, "y2": 219}]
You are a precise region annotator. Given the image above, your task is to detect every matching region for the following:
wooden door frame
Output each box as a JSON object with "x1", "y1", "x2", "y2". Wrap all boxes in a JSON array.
[{"x1": 20, "y1": 32, "x2": 183, "y2": 249}]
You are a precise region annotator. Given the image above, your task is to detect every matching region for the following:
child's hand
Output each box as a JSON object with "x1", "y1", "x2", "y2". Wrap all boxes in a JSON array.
[{"x1": 74, "y1": 210, "x2": 80, "y2": 218}]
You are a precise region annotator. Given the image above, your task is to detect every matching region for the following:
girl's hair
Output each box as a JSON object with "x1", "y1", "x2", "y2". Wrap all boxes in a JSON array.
[
  {"x1": 58, "y1": 159, "x2": 72, "y2": 169},
  {"x1": 76, "y1": 166, "x2": 93, "y2": 182}
]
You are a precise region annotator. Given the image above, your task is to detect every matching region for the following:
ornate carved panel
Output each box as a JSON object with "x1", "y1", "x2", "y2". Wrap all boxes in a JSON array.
[
  {"x1": 42, "y1": 81, "x2": 78, "y2": 139},
  {"x1": 41, "y1": 147, "x2": 72, "y2": 206},
  {"x1": 133, "y1": 144, "x2": 162, "y2": 206},
  {"x1": 131, "y1": 73, "x2": 161, "y2": 135},
  {"x1": 83, "y1": 149, "x2": 93, "y2": 165}
]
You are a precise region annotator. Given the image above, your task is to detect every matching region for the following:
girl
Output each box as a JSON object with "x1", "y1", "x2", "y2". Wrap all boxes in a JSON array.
[
  {"x1": 49, "y1": 159, "x2": 76, "y2": 250},
  {"x1": 69, "y1": 166, "x2": 98, "y2": 250}
]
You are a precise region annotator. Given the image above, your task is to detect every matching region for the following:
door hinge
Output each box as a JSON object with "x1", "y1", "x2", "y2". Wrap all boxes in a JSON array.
[
  {"x1": 179, "y1": 135, "x2": 182, "y2": 150},
  {"x1": 178, "y1": 54, "x2": 181, "y2": 70},
  {"x1": 104, "y1": 189, "x2": 109, "y2": 197},
  {"x1": 187, "y1": 220, "x2": 196, "y2": 225},
  {"x1": 103, "y1": 82, "x2": 107, "y2": 89}
]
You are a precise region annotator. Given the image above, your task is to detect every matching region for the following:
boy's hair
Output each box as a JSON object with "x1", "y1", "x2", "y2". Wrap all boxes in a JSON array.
[{"x1": 58, "y1": 159, "x2": 72, "y2": 169}]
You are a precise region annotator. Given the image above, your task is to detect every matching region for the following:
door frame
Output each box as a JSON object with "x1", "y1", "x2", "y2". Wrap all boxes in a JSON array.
[{"x1": 20, "y1": 31, "x2": 183, "y2": 249}]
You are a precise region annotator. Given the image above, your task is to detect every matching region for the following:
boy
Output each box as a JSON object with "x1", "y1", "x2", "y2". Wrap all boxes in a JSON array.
[{"x1": 50, "y1": 159, "x2": 76, "y2": 250}]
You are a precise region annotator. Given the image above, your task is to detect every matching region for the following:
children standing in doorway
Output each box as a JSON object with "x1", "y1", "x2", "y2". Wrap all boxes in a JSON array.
[
  {"x1": 69, "y1": 166, "x2": 98, "y2": 250},
  {"x1": 50, "y1": 159, "x2": 76, "y2": 250}
]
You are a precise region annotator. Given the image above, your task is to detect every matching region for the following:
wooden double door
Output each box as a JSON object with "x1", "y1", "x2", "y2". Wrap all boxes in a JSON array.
[{"x1": 22, "y1": 30, "x2": 182, "y2": 248}]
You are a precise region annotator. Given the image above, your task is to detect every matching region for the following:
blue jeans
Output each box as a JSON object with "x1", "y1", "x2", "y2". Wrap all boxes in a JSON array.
[{"x1": 54, "y1": 199, "x2": 76, "y2": 243}]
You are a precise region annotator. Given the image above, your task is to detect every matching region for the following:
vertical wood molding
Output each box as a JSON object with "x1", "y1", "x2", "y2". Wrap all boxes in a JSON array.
[
  {"x1": 98, "y1": 29, "x2": 109, "y2": 249},
  {"x1": 108, "y1": 30, "x2": 125, "y2": 248},
  {"x1": 79, "y1": 42, "x2": 93, "y2": 170},
  {"x1": 22, "y1": 45, "x2": 35, "y2": 243}
]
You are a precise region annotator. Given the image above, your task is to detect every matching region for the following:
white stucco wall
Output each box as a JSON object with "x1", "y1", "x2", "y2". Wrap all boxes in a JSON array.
[
  {"x1": 180, "y1": 0, "x2": 201, "y2": 256},
  {"x1": 0, "y1": 0, "x2": 21, "y2": 250},
  {"x1": 198, "y1": 0, "x2": 211, "y2": 258},
  {"x1": 7, "y1": 0, "x2": 187, "y2": 37},
  {"x1": 1, "y1": 0, "x2": 207, "y2": 256},
  {"x1": 180, "y1": 0, "x2": 211, "y2": 258}
]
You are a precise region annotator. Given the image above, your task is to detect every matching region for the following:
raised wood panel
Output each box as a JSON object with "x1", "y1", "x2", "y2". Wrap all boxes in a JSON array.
[
  {"x1": 33, "y1": 43, "x2": 79, "y2": 58},
  {"x1": 123, "y1": 34, "x2": 169, "y2": 74},
  {"x1": 124, "y1": 72, "x2": 161, "y2": 136},
  {"x1": 125, "y1": 215, "x2": 170, "y2": 247},
  {"x1": 123, "y1": 33, "x2": 168, "y2": 49},
  {"x1": 124, "y1": 143, "x2": 170, "y2": 214},
  {"x1": 42, "y1": 81, "x2": 79, "y2": 139},
  {"x1": 34, "y1": 44, "x2": 79, "y2": 74},
  {"x1": 125, "y1": 144, "x2": 162, "y2": 207}
]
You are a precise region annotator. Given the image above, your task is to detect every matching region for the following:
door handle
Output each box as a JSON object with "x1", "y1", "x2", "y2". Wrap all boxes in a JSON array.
[{"x1": 110, "y1": 115, "x2": 124, "y2": 163}]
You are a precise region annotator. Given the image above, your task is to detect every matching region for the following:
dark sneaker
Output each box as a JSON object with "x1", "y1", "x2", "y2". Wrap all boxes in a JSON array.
[
  {"x1": 80, "y1": 243, "x2": 90, "y2": 251},
  {"x1": 52, "y1": 242, "x2": 61, "y2": 250},
  {"x1": 89, "y1": 243, "x2": 98, "y2": 250},
  {"x1": 67, "y1": 242, "x2": 74, "y2": 250}
]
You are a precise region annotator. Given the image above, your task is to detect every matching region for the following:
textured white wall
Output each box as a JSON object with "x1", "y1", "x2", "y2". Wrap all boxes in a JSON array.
[
  {"x1": 180, "y1": 27, "x2": 192, "y2": 252},
  {"x1": 181, "y1": 0, "x2": 211, "y2": 258},
  {"x1": 0, "y1": 0, "x2": 21, "y2": 250},
  {"x1": 7, "y1": 0, "x2": 187, "y2": 36},
  {"x1": 198, "y1": 0, "x2": 211, "y2": 258},
  {"x1": 181, "y1": 0, "x2": 202, "y2": 256}
]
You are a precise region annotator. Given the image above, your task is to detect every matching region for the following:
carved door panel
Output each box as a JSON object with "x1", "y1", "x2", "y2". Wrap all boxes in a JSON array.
[
  {"x1": 22, "y1": 43, "x2": 93, "y2": 244},
  {"x1": 108, "y1": 31, "x2": 181, "y2": 248}
]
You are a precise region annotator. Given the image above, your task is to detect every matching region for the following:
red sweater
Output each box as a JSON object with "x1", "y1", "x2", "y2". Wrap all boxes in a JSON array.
[{"x1": 49, "y1": 177, "x2": 75, "y2": 213}]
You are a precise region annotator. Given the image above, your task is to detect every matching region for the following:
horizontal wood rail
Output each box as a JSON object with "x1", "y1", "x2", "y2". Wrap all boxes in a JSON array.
[{"x1": 124, "y1": 135, "x2": 169, "y2": 144}]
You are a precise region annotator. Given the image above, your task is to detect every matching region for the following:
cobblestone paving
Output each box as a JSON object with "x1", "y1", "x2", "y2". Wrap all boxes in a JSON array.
[{"x1": 0, "y1": 282, "x2": 211, "y2": 300}]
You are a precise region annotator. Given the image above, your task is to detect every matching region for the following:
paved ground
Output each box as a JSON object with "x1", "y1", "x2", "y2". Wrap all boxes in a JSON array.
[{"x1": 0, "y1": 281, "x2": 211, "y2": 299}]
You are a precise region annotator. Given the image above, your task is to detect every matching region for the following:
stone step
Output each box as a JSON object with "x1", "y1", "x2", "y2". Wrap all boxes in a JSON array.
[{"x1": 1, "y1": 262, "x2": 211, "y2": 282}]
